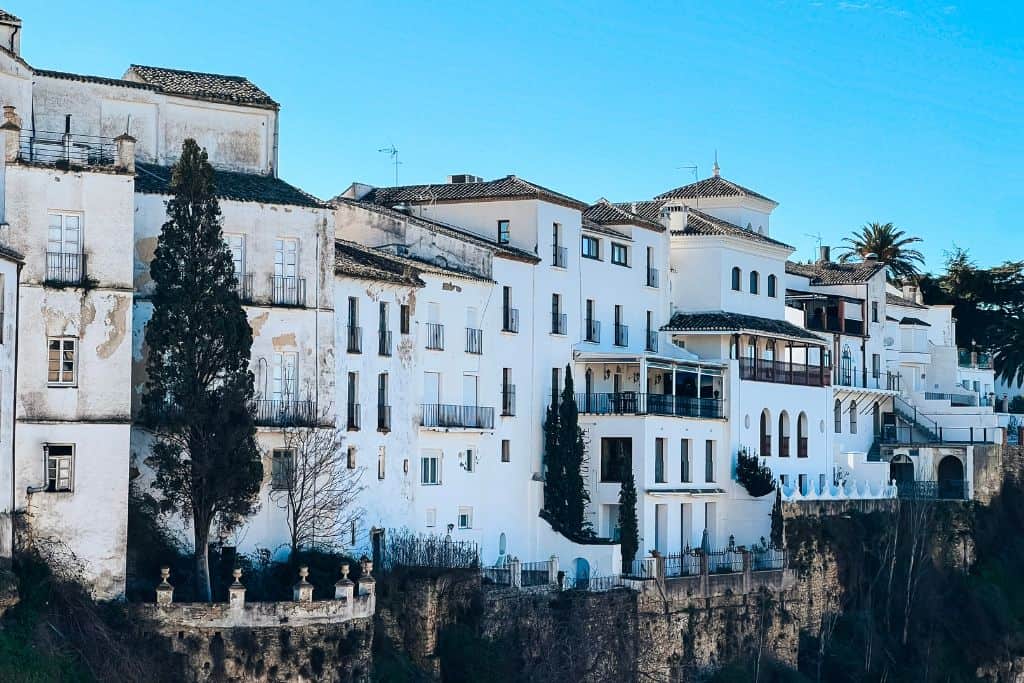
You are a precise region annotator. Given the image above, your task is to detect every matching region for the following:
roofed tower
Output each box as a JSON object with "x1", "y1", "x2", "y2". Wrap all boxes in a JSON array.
[{"x1": 656, "y1": 161, "x2": 778, "y2": 238}]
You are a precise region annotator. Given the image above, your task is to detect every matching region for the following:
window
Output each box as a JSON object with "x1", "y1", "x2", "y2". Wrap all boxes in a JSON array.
[
  {"x1": 378, "y1": 448, "x2": 386, "y2": 480},
  {"x1": 749, "y1": 271, "x2": 760, "y2": 294},
  {"x1": 551, "y1": 367, "x2": 561, "y2": 405},
  {"x1": 731, "y1": 267, "x2": 741, "y2": 291},
  {"x1": 425, "y1": 508, "x2": 437, "y2": 527},
  {"x1": 347, "y1": 446, "x2": 356, "y2": 469},
  {"x1": 767, "y1": 274, "x2": 777, "y2": 298},
  {"x1": 421, "y1": 452, "x2": 440, "y2": 485},
  {"x1": 274, "y1": 237, "x2": 299, "y2": 279},
  {"x1": 47, "y1": 338, "x2": 77, "y2": 386},
  {"x1": 464, "y1": 448, "x2": 475, "y2": 473},
  {"x1": 400, "y1": 304, "x2": 411, "y2": 334},
  {"x1": 47, "y1": 212, "x2": 82, "y2": 255},
  {"x1": 654, "y1": 438, "x2": 666, "y2": 483},
  {"x1": 834, "y1": 400, "x2": 842, "y2": 433},
  {"x1": 871, "y1": 301, "x2": 879, "y2": 323},
  {"x1": 45, "y1": 445, "x2": 74, "y2": 492},
  {"x1": 497, "y1": 220, "x2": 510, "y2": 244},
  {"x1": 582, "y1": 235, "x2": 600, "y2": 260},
  {"x1": 850, "y1": 400, "x2": 858, "y2": 434},
  {"x1": 271, "y1": 448, "x2": 294, "y2": 490},
  {"x1": 226, "y1": 233, "x2": 245, "y2": 280},
  {"x1": 600, "y1": 437, "x2": 631, "y2": 482},
  {"x1": 611, "y1": 242, "x2": 628, "y2": 266},
  {"x1": 704, "y1": 441, "x2": 715, "y2": 483},
  {"x1": 501, "y1": 439, "x2": 511, "y2": 463},
  {"x1": 872, "y1": 354, "x2": 881, "y2": 379},
  {"x1": 272, "y1": 352, "x2": 299, "y2": 401},
  {"x1": 378, "y1": 372, "x2": 388, "y2": 406},
  {"x1": 680, "y1": 439, "x2": 691, "y2": 483},
  {"x1": 458, "y1": 506, "x2": 473, "y2": 529},
  {"x1": 348, "y1": 296, "x2": 359, "y2": 327},
  {"x1": 551, "y1": 293, "x2": 565, "y2": 335}
]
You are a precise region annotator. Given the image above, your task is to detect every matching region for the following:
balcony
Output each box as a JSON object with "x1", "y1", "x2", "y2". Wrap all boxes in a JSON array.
[
  {"x1": 502, "y1": 308, "x2": 519, "y2": 333},
  {"x1": 378, "y1": 329, "x2": 392, "y2": 357},
  {"x1": 501, "y1": 385, "x2": 516, "y2": 416},
  {"x1": 421, "y1": 403, "x2": 495, "y2": 429},
  {"x1": 20, "y1": 130, "x2": 116, "y2": 168},
  {"x1": 466, "y1": 328, "x2": 483, "y2": 355},
  {"x1": 270, "y1": 276, "x2": 306, "y2": 307},
  {"x1": 739, "y1": 358, "x2": 830, "y2": 387},
  {"x1": 584, "y1": 319, "x2": 601, "y2": 343},
  {"x1": 575, "y1": 392, "x2": 725, "y2": 419},
  {"x1": 552, "y1": 245, "x2": 568, "y2": 268},
  {"x1": 252, "y1": 399, "x2": 317, "y2": 428},
  {"x1": 647, "y1": 267, "x2": 659, "y2": 288},
  {"x1": 645, "y1": 329, "x2": 658, "y2": 353},
  {"x1": 45, "y1": 252, "x2": 86, "y2": 286},
  {"x1": 614, "y1": 323, "x2": 628, "y2": 347},
  {"x1": 377, "y1": 405, "x2": 391, "y2": 432},
  {"x1": 551, "y1": 312, "x2": 567, "y2": 335},
  {"x1": 346, "y1": 403, "x2": 361, "y2": 431},
  {"x1": 924, "y1": 392, "x2": 977, "y2": 407},
  {"x1": 346, "y1": 326, "x2": 362, "y2": 354},
  {"x1": 234, "y1": 273, "x2": 255, "y2": 303},
  {"x1": 426, "y1": 323, "x2": 444, "y2": 350}
]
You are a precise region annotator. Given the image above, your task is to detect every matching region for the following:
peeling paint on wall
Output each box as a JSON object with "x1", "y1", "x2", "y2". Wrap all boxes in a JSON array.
[
  {"x1": 249, "y1": 311, "x2": 270, "y2": 338},
  {"x1": 96, "y1": 295, "x2": 129, "y2": 359},
  {"x1": 272, "y1": 332, "x2": 297, "y2": 350}
]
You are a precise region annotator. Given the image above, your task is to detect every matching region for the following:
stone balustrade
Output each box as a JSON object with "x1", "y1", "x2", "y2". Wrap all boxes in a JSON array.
[{"x1": 781, "y1": 478, "x2": 897, "y2": 502}]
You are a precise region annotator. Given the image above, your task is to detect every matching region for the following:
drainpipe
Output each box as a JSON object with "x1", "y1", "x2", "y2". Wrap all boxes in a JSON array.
[{"x1": 7, "y1": 259, "x2": 19, "y2": 560}]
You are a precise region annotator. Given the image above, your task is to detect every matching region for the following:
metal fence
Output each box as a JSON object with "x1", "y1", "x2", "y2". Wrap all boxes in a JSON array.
[
  {"x1": 521, "y1": 561, "x2": 551, "y2": 587},
  {"x1": 20, "y1": 130, "x2": 116, "y2": 166},
  {"x1": 707, "y1": 548, "x2": 744, "y2": 574},
  {"x1": 751, "y1": 547, "x2": 787, "y2": 571},
  {"x1": 378, "y1": 531, "x2": 480, "y2": 573},
  {"x1": 664, "y1": 551, "x2": 700, "y2": 578},
  {"x1": 251, "y1": 399, "x2": 317, "y2": 427},
  {"x1": 564, "y1": 573, "x2": 626, "y2": 592},
  {"x1": 421, "y1": 403, "x2": 495, "y2": 429}
]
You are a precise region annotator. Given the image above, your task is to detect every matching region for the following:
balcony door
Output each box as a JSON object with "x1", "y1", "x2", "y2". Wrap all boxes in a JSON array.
[
  {"x1": 463, "y1": 374, "x2": 478, "y2": 407},
  {"x1": 48, "y1": 212, "x2": 81, "y2": 256},
  {"x1": 274, "y1": 238, "x2": 298, "y2": 280},
  {"x1": 272, "y1": 352, "x2": 298, "y2": 402}
]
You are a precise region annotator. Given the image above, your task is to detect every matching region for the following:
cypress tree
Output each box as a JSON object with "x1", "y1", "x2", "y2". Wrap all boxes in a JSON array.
[
  {"x1": 141, "y1": 139, "x2": 262, "y2": 601},
  {"x1": 542, "y1": 400, "x2": 562, "y2": 527},
  {"x1": 557, "y1": 365, "x2": 591, "y2": 536},
  {"x1": 618, "y1": 466, "x2": 639, "y2": 571},
  {"x1": 770, "y1": 487, "x2": 785, "y2": 548}
]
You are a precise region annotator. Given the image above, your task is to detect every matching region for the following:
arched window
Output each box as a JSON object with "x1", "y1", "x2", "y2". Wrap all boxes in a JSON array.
[
  {"x1": 778, "y1": 411, "x2": 790, "y2": 457},
  {"x1": 731, "y1": 267, "x2": 741, "y2": 291},
  {"x1": 849, "y1": 400, "x2": 858, "y2": 434},
  {"x1": 834, "y1": 399, "x2": 842, "y2": 433},
  {"x1": 760, "y1": 409, "x2": 772, "y2": 457},
  {"x1": 767, "y1": 274, "x2": 777, "y2": 298},
  {"x1": 750, "y1": 271, "x2": 760, "y2": 294},
  {"x1": 797, "y1": 412, "x2": 808, "y2": 457}
]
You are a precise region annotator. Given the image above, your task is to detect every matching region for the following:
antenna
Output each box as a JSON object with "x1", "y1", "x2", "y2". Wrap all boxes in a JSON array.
[
  {"x1": 804, "y1": 232, "x2": 823, "y2": 261},
  {"x1": 378, "y1": 144, "x2": 401, "y2": 186},
  {"x1": 676, "y1": 163, "x2": 699, "y2": 208}
]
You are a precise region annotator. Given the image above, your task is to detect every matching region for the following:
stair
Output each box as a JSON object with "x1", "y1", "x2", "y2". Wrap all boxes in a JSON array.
[{"x1": 893, "y1": 397, "x2": 941, "y2": 443}]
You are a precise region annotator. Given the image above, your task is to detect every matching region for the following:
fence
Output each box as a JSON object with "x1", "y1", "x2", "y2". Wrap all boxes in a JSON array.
[
  {"x1": 664, "y1": 551, "x2": 700, "y2": 578},
  {"x1": 378, "y1": 532, "x2": 480, "y2": 573}
]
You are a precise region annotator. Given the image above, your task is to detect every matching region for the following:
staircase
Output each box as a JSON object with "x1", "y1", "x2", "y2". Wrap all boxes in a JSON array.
[{"x1": 892, "y1": 397, "x2": 941, "y2": 443}]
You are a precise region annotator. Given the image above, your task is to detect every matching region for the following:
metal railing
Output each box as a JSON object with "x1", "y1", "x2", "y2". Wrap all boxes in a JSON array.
[
  {"x1": 270, "y1": 276, "x2": 306, "y2": 307},
  {"x1": 234, "y1": 272, "x2": 255, "y2": 303},
  {"x1": 378, "y1": 329, "x2": 392, "y2": 357},
  {"x1": 502, "y1": 308, "x2": 519, "y2": 333},
  {"x1": 897, "y1": 480, "x2": 968, "y2": 500},
  {"x1": 501, "y1": 385, "x2": 516, "y2": 416},
  {"x1": 751, "y1": 547, "x2": 787, "y2": 571},
  {"x1": 377, "y1": 405, "x2": 391, "y2": 432},
  {"x1": 575, "y1": 392, "x2": 725, "y2": 419},
  {"x1": 959, "y1": 349, "x2": 993, "y2": 369},
  {"x1": 19, "y1": 130, "x2": 117, "y2": 167},
  {"x1": 738, "y1": 358, "x2": 830, "y2": 387},
  {"x1": 707, "y1": 548, "x2": 744, "y2": 574},
  {"x1": 552, "y1": 245, "x2": 567, "y2": 268},
  {"x1": 252, "y1": 399, "x2": 317, "y2": 428},
  {"x1": 346, "y1": 326, "x2": 362, "y2": 354},
  {"x1": 45, "y1": 252, "x2": 85, "y2": 285},
  {"x1": 378, "y1": 532, "x2": 480, "y2": 573},
  {"x1": 614, "y1": 323, "x2": 628, "y2": 347},
  {"x1": 551, "y1": 312, "x2": 567, "y2": 335},
  {"x1": 924, "y1": 392, "x2": 976, "y2": 407},
  {"x1": 585, "y1": 318, "x2": 601, "y2": 343},
  {"x1": 421, "y1": 403, "x2": 495, "y2": 429},
  {"x1": 426, "y1": 323, "x2": 444, "y2": 350},
  {"x1": 521, "y1": 561, "x2": 551, "y2": 587},
  {"x1": 465, "y1": 327, "x2": 483, "y2": 355},
  {"x1": 646, "y1": 329, "x2": 658, "y2": 353},
  {"x1": 664, "y1": 552, "x2": 700, "y2": 578},
  {"x1": 647, "y1": 267, "x2": 659, "y2": 288},
  {"x1": 346, "y1": 403, "x2": 361, "y2": 431}
]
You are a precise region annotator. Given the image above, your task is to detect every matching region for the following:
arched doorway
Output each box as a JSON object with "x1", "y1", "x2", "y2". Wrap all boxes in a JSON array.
[
  {"x1": 778, "y1": 411, "x2": 790, "y2": 457},
  {"x1": 890, "y1": 454, "x2": 914, "y2": 486},
  {"x1": 937, "y1": 456, "x2": 966, "y2": 499},
  {"x1": 760, "y1": 409, "x2": 772, "y2": 457},
  {"x1": 573, "y1": 557, "x2": 590, "y2": 589}
]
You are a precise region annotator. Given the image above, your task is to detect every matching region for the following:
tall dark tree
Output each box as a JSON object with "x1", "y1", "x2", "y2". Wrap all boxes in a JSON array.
[
  {"x1": 542, "y1": 400, "x2": 562, "y2": 526},
  {"x1": 839, "y1": 222, "x2": 925, "y2": 283},
  {"x1": 141, "y1": 139, "x2": 262, "y2": 601},
  {"x1": 618, "y1": 467, "x2": 639, "y2": 572},
  {"x1": 770, "y1": 488, "x2": 784, "y2": 549},
  {"x1": 542, "y1": 366, "x2": 591, "y2": 537}
]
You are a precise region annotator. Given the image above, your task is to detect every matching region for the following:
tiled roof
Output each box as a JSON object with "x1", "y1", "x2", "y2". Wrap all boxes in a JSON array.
[
  {"x1": 662, "y1": 311, "x2": 826, "y2": 343},
  {"x1": 615, "y1": 199, "x2": 667, "y2": 224},
  {"x1": 584, "y1": 199, "x2": 664, "y2": 232},
  {"x1": 126, "y1": 65, "x2": 278, "y2": 108},
  {"x1": 333, "y1": 197, "x2": 540, "y2": 264},
  {"x1": 0, "y1": 10, "x2": 20, "y2": 23},
  {"x1": 0, "y1": 242, "x2": 23, "y2": 263},
  {"x1": 656, "y1": 174, "x2": 776, "y2": 204},
  {"x1": 673, "y1": 208, "x2": 793, "y2": 250},
  {"x1": 785, "y1": 260, "x2": 885, "y2": 285},
  {"x1": 359, "y1": 175, "x2": 588, "y2": 210},
  {"x1": 36, "y1": 69, "x2": 158, "y2": 92},
  {"x1": 334, "y1": 240, "x2": 425, "y2": 287},
  {"x1": 135, "y1": 163, "x2": 327, "y2": 209},
  {"x1": 886, "y1": 292, "x2": 926, "y2": 310},
  {"x1": 581, "y1": 216, "x2": 629, "y2": 239}
]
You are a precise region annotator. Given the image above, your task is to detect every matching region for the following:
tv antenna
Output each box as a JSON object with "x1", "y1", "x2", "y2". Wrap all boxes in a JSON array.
[
  {"x1": 676, "y1": 163, "x2": 699, "y2": 207},
  {"x1": 804, "y1": 232, "x2": 824, "y2": 260},
  {"x1": 378, "y1": 144, "x2": 401, "y2": 186}
]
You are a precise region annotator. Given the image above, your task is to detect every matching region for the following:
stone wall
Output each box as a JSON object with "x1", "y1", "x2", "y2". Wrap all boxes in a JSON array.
[{"x1": 782, "y1": 497, "x2": 898, "y2": 519}]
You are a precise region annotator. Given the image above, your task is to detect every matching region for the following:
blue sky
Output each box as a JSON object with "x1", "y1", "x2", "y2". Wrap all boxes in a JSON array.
[{"x1": 16, "y1": 1, "x2": 1023, "y2": 271}]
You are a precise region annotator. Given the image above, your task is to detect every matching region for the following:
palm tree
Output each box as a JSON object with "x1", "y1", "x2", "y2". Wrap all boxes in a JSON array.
[
  {"x1": 838, "y1": 222, "x2": 925, "y2": 283},
  {"x1": 994, "y1": 316, "x2": 1024, "y2": 390}
]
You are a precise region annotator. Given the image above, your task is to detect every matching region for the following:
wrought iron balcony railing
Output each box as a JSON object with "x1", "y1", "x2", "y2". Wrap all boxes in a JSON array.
[
  {"x1": 574, "y1": 393, "x2": 725, "y2": 419},
  {"x1": 421, "y1": 403, "x2": 495, "y2": 429},
  {"x1": 252, "y1": 399, "x2": 317, "y2": 428},
  {"x1": 377, "y1": 404, "x2": 391, "y2": 432},
  {"x1": 552, "y1": 245, "x2": 568, "y2": 268},
  {"x1": 346, "y1": 403, "x2": 361, "y2": 431},
  {"x1": 614, "y1": 323, "x2": 628, "y2": 347},
  {"x1": 270, "y1": 276, "x2": 306, "y2": 307},
  {"x1": 501, "y1": 385, "x2": 516, "y2": 416},
  {"x1": 347, "y1": 326, "x2": 362, "y2": 354},
  {"x1": 647, "y1": 267, "x2": 659, "y2": 288},
  {"x1": 585, "y1": 319, "x2": 600, "y2": 343},
  {"x1": 551, "y1": 312, "x2": 567, "y2": 335},
  {"x1": 502, "y1": 308, "x2": 519, "y2": 333},
  {"x1": 466, "y1": 328, "x2": 483, "y2": 355},
  {"x1": 378, "y1": 329, "x2": 392, "y2": 357},
  {"x1": 45, "y1": 252, "x2": 85, "y2": 285},
  {"x1": 738, "y1": 358, "x2": 831, "y2": 387},
  {"x1": 426, "y1": 323, "x2": 444, "y2": 350},
  {"x1": 645, "y1": 329, "x2": 658, "y2": 353}
]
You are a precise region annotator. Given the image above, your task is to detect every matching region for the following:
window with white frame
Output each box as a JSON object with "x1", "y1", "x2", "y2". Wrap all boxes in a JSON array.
[
  {"x1": 501, "y1": 439, "x2": 511, "y2": 463},
  {"x1": 421, "y1": 451, "x2": 440, "y2": 485},
  {"x1": 463, "y1": 448, "x2": 476, "y2": 472},
  {"x1": 458, "y1": 506, "x2": 473, "y2": 529},
  {"x1": 47, "y1": 338, "x2": 77, "y2": 386},
  {"x1": 274, "y1": 238, "x2": 298, "y2": 279},
  {"x1": 271, "y1": 448, "x2": 294, "y2": 490},
  {"x1": 45, "y1": 444, "x2": 74, "y2": 492},
  {"x1": 47, "y1": 212, "x2": 82, "y2": 256},
  {"x1": 271, "y1": 352, "x2": 298, "y2": 402}
]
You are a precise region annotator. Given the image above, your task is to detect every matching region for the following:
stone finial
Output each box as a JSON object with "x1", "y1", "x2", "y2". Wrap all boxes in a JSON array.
[
  {"x1": 359, "y1": 555, "x2": 374, "y2": 580},
  {"x1": 335, "y1": 563, "x2": 355, "y2": 601},
  {"x1": 156, "y1": 565, "x2": 174, "y2": 605},
  {"x1": 357, "y1": 556, "x2": 376, "y2": 598},
  {"x1": 114, "y1": 132, "x2": 136, "y2": 173},
  {"x1": 228, "y1": 568, "x2": 246, "y2": 608},
  {"x1": 293, "y1": 565, "x2": 314, "y2": 603}
]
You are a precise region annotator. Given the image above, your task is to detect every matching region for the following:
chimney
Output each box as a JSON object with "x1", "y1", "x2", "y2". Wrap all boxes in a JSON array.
[
  {"x1": 1, "y1": 105, "x2": 20, "y2": 163},
  {"x1": 819, "y1": 245, "x2": 831, "y2": 263},
  {"x1": 902, "y1": 284, "x2": 922, "y2": 305},
  {"x1": 864, "y1": 252, "x2": 879, "y2": 264},
  {"x1": 447, "y1": 174, "x2": 483, "y2": 184},
  {"x1": 115, "y1": 132, "x2": 136, "y2": 173}
]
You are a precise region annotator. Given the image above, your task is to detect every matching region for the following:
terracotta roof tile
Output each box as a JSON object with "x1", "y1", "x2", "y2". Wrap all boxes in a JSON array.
[
  {"x1": 674, "y1": 208, "x2": 793, "y2": 250},
  {"x1": 127, "y1": 64, "x2": 277, "y2": 108},
  {"x1": 135, "y1": 163, "x2": 327, "y2": 209},
  {"x1": 785, "y1": 260, "x2": 885, "y2": 285},
  {"x1": 656, "y1": 174, "x2": 776, "y2": 204},
  {"x1": 358, "y1": 175, "x2": 587, "y2": 210},
  {"x1": 584, "y1": 199, "x2": 664, "y2": 232},
  {"x1": 662, "y1": 310, "x2": 825, "y2": 344}
]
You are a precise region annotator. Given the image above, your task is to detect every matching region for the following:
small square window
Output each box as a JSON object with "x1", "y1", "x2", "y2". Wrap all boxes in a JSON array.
[
  {"x1": 458, "y1": 506, "x2": 473, "y2": 529},
  {"x1": 611, "y1": 243, "x2": 628, "y2": 266},
  {"x1": 45, "y1": 444, "x2": 74, "y2": 492},
  {"x1": 425, "y1": 508, "x2": 437, "y2": 528},
  {"x1": 271, "y1": 448, "x2": 294, "y2": 490},
  {"x1": 47, "y1": 337, "x2": 77, "y2": 386},
  {"x1": 501, "y1": 440, "x2": 511, "y2": 463}
]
